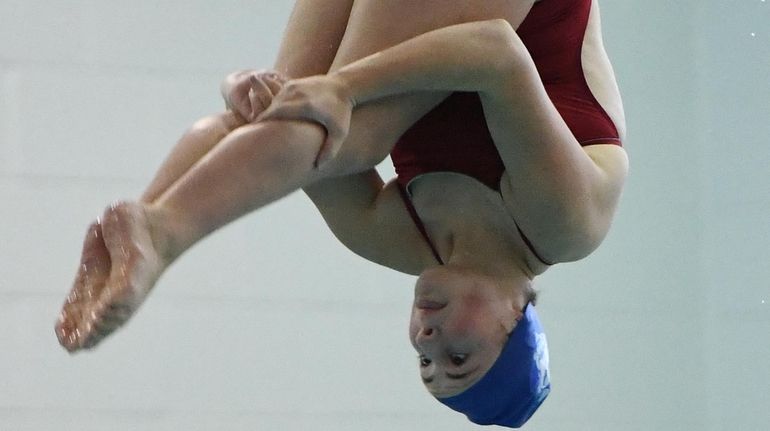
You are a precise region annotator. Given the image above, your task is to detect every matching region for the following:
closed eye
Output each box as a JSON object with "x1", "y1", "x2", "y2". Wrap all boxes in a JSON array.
[{"x1": 421, "y1": 367, "x2": 478, "y2": 384}]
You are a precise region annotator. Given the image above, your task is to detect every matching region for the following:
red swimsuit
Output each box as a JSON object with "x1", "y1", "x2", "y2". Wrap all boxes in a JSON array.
[{"x1": 392, "y1": 0, "x2": 621, "y2": 264}]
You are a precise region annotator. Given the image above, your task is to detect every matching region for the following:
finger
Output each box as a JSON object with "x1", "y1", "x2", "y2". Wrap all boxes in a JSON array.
[
  {"x1": 248, "y1": 77, "x2": 275, "y2": 120},
  {"x1": 315, "y1": 131, "x2": 344, "y2": 169},
  {"x1": 229, "y1": 88, "x2": 253, "y2": 121},
  {"x1": 255, "y1": 102, "x2": 308, "y2": 123},
  {"x1": 312, "y1": 110, "x2": 348, "y2": 168},
  {"x1": 262, "y1": 76, "x2": 284, "y2": 96},
  {"x1": 226, "y1": 79, "x2": 255, "y2": 119},
  {"x1": 250, "y1": 75, "x2": 273, "y2": 95},
  {"x1": 248, "y1": 90, "x2": 269, "y2": 121},
  {"x1": 315, "y1": 142, "x2": 332, "y2": 169},
  {"x1": 221, "y1": 71, "x2": 249, "y2": 103},
  {"x1": 235, "y1": 100, "x2": 253, "y2": 122}
]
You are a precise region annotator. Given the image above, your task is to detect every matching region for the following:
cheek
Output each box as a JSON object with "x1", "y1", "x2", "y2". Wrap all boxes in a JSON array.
[
  {"x1": 446, "y1": 295, "x2": 495, "y2": 338},
  {"x1": 448, "y1": 316, "x2": 479, "y2": 336},
  {"x1": 452, "y1": 294, "x2": 485, "y2": 329},
  {"x1": 460, "y1": 292, "x2": 487, "y2": 313}
]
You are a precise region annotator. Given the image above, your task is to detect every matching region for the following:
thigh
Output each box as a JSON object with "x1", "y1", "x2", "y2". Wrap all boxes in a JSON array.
[
  {"x1": 330, "y1": 0, "x2": 534, "y2": 69},
  {"x1": 319, "y1": 0, "x2": 536, "y2": 175},
  {"x1": 324, "y1": 91, "x2": 450, "y2": 176}
]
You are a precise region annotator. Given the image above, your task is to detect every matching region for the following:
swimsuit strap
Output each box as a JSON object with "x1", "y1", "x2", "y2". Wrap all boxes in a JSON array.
[
  {"x1": 397, "y1": 183, "x2": 554, "y2": 267},
  {"x1": 515, "y1": 224, "x2": 555, "y2": 266},
  {"x1": 398, "y1": 184, "x2": 444, "y2": 265}
]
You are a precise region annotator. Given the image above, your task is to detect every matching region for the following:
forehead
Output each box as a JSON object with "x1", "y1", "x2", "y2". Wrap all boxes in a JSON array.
[{"x1": 425, "y1": 371, "x2": 484, "y2": 398}]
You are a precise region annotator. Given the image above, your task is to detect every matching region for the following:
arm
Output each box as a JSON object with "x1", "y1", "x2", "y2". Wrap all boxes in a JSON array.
[
  {"x1": 333, "y1": 19, "x2": 517, "y2": 106},
  {"x1": 272, "y1": 0, "x2": 440, "y2": 273},
  {"x1": 321, "y1": 19, "x2": 627, "y2": 262},
  {"x1": 264, "y1": 16, "x2": 627, "y2": 263},
  {"x1": 305, "y1": 174, "x2": 439, "y2": 275}
]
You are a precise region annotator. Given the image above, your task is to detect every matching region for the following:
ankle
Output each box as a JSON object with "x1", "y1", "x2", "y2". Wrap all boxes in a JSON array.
[{"x1": 142, "y1": 204, "x2": 188, "y2": 265}]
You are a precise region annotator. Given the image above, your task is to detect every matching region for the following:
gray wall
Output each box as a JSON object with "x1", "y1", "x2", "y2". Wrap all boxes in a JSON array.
[{"x1": 1, "y1": 1, "x2": 768, "y2": 430}]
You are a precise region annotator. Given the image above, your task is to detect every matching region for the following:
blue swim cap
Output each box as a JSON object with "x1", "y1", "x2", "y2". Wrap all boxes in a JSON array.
[{"x1": 436, "y1": 303, "x2": 550, "y2": 428}]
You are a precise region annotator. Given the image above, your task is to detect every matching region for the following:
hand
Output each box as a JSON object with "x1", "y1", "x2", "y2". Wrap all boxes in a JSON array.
[
  {"x1": 256, "y1": 75, "x2": 354, "y2": 168},
  {"x1": 220, "y1": 69, "x2": 287, "y2": 122}
]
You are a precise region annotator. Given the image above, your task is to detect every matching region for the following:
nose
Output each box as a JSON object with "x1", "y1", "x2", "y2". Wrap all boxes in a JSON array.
[{"x1": 415, "y1": 325, "x2": 438, "y2": 346}]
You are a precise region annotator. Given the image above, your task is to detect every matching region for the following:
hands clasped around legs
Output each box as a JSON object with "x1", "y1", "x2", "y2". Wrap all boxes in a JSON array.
[
  {"x1": 220, "y1": 69, "x2": 287, "y2": 122},
  {"x1": 257, "y1": 74, "x2": 354, "y2": 168}
]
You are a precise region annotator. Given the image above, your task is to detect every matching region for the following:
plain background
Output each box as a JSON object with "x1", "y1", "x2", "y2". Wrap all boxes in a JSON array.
[{"x1": 1, "y1": 1, "x2": 768, "y2": 430}]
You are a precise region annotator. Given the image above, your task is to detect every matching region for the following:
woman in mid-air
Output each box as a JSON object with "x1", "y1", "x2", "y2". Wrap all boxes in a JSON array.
[{"x1": 56, "y1": 0, "x2": 628, "y2": 427}]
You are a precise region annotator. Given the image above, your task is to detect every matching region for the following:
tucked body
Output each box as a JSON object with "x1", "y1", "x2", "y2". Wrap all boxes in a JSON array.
[{"x1": 56, "y1": 0, "x2": 628, "y2": 427}]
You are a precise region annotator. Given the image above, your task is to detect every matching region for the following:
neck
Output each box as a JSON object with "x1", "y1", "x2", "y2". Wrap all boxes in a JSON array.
[
  {"x1": 445, "y1": 231, "x2": 534, "y2": 313},
  {"x1": 445, "y1": 215, "x2": 535, "y2": 277}
]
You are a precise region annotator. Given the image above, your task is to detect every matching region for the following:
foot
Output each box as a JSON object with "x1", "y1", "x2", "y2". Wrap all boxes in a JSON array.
[
  {"x1": 56, "y1": 201, "x2": 167, "y2": 352},
  {"x1": 55, "y1": 220, "x2": 112, "y2": 351}
]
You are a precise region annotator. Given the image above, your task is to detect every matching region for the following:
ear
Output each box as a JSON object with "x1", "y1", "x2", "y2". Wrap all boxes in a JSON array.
[{"x1": 501, "y1": 305, "x2": 523, "y2": 334}]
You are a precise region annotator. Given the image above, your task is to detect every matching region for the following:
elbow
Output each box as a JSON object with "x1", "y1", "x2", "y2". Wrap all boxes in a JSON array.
[
  {"x1": 554, "y1": 205, "x2": 616, "y2": 263},
  {"x1": 565, "y1": 221, "x2": 609, "y2": 262}
]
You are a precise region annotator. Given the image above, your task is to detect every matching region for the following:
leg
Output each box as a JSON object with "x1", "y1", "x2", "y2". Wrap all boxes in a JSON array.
[
  {"x1": 149, "y1": 91, "x2": 449, "y2": 261},
  {"x1": 57, "y1": 0, "x2": 363, "y2": 352},
  {"x1": 57, "y1": 119, "x2": 326, "y2": 352},
  {"x1": 55, "y1": 110, "x2": 250, "y2": 350},
  {"x1": 140, "y1": 111, "x2": 247, "y2": 203},
  {"x1": 57, "y1": 89, "x2": 447, "y2": 352},
  {"x1": 58, "y1": 0, "x2": 502, "y2": 351}
]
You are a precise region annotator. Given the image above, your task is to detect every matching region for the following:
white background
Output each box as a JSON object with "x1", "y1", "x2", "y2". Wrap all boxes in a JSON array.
[{"x1": 1, "y1": 1, "x2": 768, "y2": 430}]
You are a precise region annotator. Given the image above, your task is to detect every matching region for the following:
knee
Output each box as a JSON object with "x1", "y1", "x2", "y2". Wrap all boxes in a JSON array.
[{"x1": 187, "y1": 111, "x2": 248, "y2": 141}]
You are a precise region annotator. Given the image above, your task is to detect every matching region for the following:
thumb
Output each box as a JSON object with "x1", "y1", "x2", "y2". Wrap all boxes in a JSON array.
[
  {"x1": 255, "y1": 102, "x2": 304, "y2": 123},
  {"x1": 315, "y1": 129, "x2": 343, "y2": 169}
]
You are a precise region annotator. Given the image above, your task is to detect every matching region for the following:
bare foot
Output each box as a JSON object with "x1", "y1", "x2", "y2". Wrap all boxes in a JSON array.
[
  {"x1": 56, "y1": 220, "x2": 112, "y2": 351},
  {"x1": 56, "y1": 202, "x2": 166, "y2": 352}
]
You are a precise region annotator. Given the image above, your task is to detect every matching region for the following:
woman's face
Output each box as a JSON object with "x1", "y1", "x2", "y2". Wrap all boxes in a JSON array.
[{"x1": 409, "y1": 266, "x2": 519, "y2": 397}]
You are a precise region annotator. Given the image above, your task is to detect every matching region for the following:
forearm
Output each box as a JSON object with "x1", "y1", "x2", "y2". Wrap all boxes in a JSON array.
[{"x1": 333, "y1": 19, "x2": 520, "y2": 105}]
